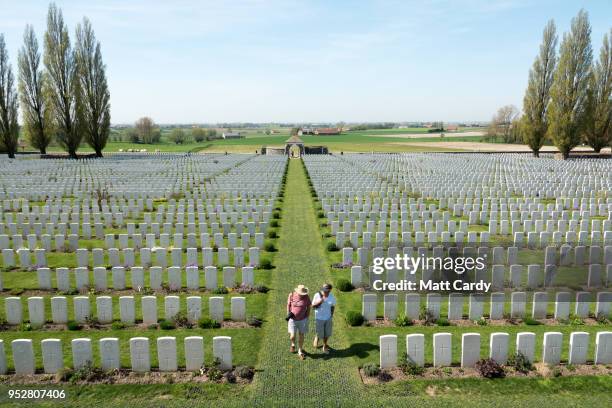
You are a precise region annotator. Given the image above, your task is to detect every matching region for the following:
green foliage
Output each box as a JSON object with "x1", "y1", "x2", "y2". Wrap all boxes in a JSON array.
[
  {"x1": 436, "y1": 318, "x2": 450, "y2": 326},
  {"x1": 267, "y1": 230, "x2": 278, "y2": 239},
  {"x1": 110, "y1": 321, "x2": 126, "y2": 330},
  {"x1": 336, "y1": 278, "x2": 353, "y2": 292},
  {"x1": 419, "y1": 307, "x2": 437, "y2": 325},
  {"x1": 198, "y1": 317, "x2": 221, "y2": 329},
  {"x1": 270, "y1": 220, "x2": 279, "y2": 228},
  {"x1": 523, "y1": 317, "x2": 543, "y2": 326},
  {"x1": 191, "y1": 127, "x2": 207, "y2": 143},
  {"x1": 400, "y1": 353, "x2": 425, "y2": 376},
  {"x1": 67, "y1": 320, "x2": 82, "y2": 331},
  {"x1": 345, "y1": 311, "x2": 364, "y2": 326},
  {"x1": 169, "y1": 128, "x2": 187, "y2": 144},
  {"x1": 326, "y1": 242, "x2": 338, "y2": 252},
  {"x1": 508, "y1": 351, "x2": 533, "y2": 374},
  {"x1": 475, "y1": 358, "x2": 506, "y2": 379},
  {"x1": 362, "y1": 363, "x2": 380, "y2": 377},
  {"x1": 212, "y1": 286, "x2": 229, "y2": 294},
  {"x1": 393, "y1": 315, "x2": 413, "y2": 327},
  {"x1": 551, "y1": 366, "x2": 563, "y2": 377},
  {"x1": 159, "y1": 319, "x2": 176, "y2": 330},
  {"x1": 548, "y1": 9, "x2": 593, "y2": 158}
]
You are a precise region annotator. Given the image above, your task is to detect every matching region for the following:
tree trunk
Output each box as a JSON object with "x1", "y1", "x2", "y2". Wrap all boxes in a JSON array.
[
  {"x1": 95, "y1": 148, "x2": 103, "y2": 158},
  {"x1": 562, "y1": 151, "x2": 570, "y2": 160},
  {"x1": 40, "y1": 147, "x2": 46, "y2": 155},
  {"x1": 8, "y1": 151, "x2": 15, "y2": 159},
  {"x1": 69, "y1": 149, "x2": 78, "y2": 159},
  {"x1": 593, "y1": 146, "x2": 601, "y2": 153},
  {"x1": 533, "y1": 150, "x2": 540, "y2": 158}
]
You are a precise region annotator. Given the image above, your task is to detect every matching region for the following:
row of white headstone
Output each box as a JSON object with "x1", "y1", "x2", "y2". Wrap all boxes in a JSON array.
[
  {"x1": 23, "y1": 265, "x2": 256, "y2": 292},
  {"x1": 4, "y1": 295, "x2": 246, "y2": 326},
  {"x1": 362, "y1": 292, "x2": 612, "y2": 321},
  {"x1": 0, "y1": 335, "x2": 233, "y2": 375},
  {"x1": 1, "y1": 246, "x2": 262, "y2": 270},
  {"x1": 378, "y1": 331, "x2": 612, "y2": 369}
]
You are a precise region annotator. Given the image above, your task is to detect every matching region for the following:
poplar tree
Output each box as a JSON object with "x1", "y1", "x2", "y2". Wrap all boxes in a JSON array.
[
  {"x1": 522, "y1": 20, "x2": 557, "y2": 157},
  {"x1": 0, "y1": 34, "x2": 20, "y2": 159},
  {"x1": 584, "y1": 29, "x2": 611, "y2": 152},
  {"x1": 547, "y1": 10, "x2": 592, "y2": 159},
  {"x1": 75, "y1": 17, "x2": 110, "y2": 157},
  {"x1": 18, "y1": 25, "x2": 52, "y2": 154},
  {"x1": 44, "y1": 3, "x2": 82, "y2": 158}
]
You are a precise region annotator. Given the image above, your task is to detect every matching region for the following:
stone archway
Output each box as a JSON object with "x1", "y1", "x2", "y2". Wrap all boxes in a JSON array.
[{"x1": 285, "y1": 135, "x2": 305, "y2": 158}]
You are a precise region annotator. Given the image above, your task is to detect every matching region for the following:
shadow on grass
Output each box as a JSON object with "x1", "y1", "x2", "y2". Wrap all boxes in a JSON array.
[{"x1": 306, "y1": 342, "x2": 378, "y2": 361}]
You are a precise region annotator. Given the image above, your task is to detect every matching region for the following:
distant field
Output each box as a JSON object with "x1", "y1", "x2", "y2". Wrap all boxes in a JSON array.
[{"x1": 19, "y1": 127, "x2": 488, "y2": 154}]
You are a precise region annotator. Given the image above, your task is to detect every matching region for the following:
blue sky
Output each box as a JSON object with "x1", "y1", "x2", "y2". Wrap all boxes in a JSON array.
[{"x1": 0, "y1": 0, "x2": 610, "y2": 124}]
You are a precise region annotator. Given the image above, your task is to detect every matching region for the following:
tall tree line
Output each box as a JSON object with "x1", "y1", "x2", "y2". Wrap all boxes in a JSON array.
[
  {"x1": 1, "y1": 2, "x2": 110, "y2": 159},
  {"x1": 522, "y1": 10, "x2": 611, "y2": 158}
]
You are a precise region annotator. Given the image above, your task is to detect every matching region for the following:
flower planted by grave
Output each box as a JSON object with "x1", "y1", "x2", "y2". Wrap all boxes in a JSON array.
[
  {"x1": 551, "y1": 367, "x2": 562, "y2": 377},
  {"x1": 247, "y1": 315, "x2": 263, "y2": 327},
  {"x1": 362, "y1": 363, "x2": 380, "y2": 377},
  {"x1": 507, "y1": 351, "x2": 533, "y2": 374},
  {"x1": 264, "y1": 241, "x2": 277, "y2": 252},
  {"x1": 270, "y1": 220, "x2": 279, "y2": 228},
  {"x1": 68, "y1": 362, "x2": 111, "y2": 384},
  {"x1": 272, "y1": 212, "x2": 281, "y2": 219},
  {"x1": 566, "y1": 364, "x2": 577, "y2": 372},
  {"x1": 213, "y1": 286, "x2": 229, "y2": 294},
  {"x1": 235, "y1": 365, "x2": 254, "y2": 380},
  {"x1": 111, "y1": 321, "x2": 127, "y2": 330},
  {"x1": 173, "y1": 311, "x2": 193, "y2": 328},
  {"x1": 523, "y1": 317, "x2": 542, "y2": 326},
  {"x1": 345, "y1": 311, "x2": 364, "y2": 327},
  {"x1": 475, "y1": 358, "x2": 505, "y2": 379},
  {"x1": 326, "y1": 242, "x2": 339, "y2": 252},
  {"x1": 20, "y1": 323, "x2": 33, "y2": 331},
  {"x1": 267, "y1": 230, "x2": 278, "y2": 239},
  {"x1": 596, "y1": 313, "x2": 610, "y2": 324},
  {"x1": 336, "y1": 279, "x2": 353, "y2": 292},
  {"x1": 8, "y1": 287, "x2": 24, "y2": 296},
  {"x1": 86, "y1": 317, "x2": 103, "y2": 329},
  {"x1": 224, "y1": 371, "x2": 237, "y2": 383},
  {"x1": 147, "y1": 323, "x2": 158, "y2": 330},
  {"x1": 419, "y1": 307, "x2": 437, "y2": 326},
  {"x1": 159, "y1": 319, "x2": 176, "y2": 330},
  {"x1": 436, "y1": 318, "x2": 450, "y2": 326},
  {"x1": 198, "y1": 317, "x2": 221, "y2": 329},
  {"x1": 568, "y1": 314, "x2": 584, "y2": 325},
  {"x1": 400, "y1": 353, "x2": 424, "y2": 376},
  {"x1": 394, "y1": 315, "x2": 413, "y2": 327},
  {"x1": 476, "y1": 317, "x2": 488, "y2": 326},
  {"x1": 67, "y1": 320, "x2": 82, "y2": 331},
  {"x1": 317, "y1": 211, "x2": 324, "y2": 218}
]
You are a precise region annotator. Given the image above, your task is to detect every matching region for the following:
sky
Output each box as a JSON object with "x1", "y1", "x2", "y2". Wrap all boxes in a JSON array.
[{"x1": 0, "y1": 0, "x2": 611, "y2": 124}]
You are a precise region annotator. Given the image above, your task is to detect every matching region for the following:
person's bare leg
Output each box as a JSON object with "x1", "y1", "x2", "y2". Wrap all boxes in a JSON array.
[
  {"x1": 323, "y1": 337, "x2": 329, "y2": 352},
  {"x1": 290, "y1": 333, "x2": 295, "y2": 352},
  {"x1": 298, "y1": 332, "x2": 305, "y2": 357}
]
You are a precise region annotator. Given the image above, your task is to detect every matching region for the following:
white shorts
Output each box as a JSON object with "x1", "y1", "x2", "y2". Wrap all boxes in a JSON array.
[{"x1": 288, "y1": 318, "x2": 309, "y2": 334}]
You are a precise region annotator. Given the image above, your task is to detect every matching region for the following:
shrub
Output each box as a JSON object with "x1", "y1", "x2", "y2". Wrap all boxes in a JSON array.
[
  {"x1": 272, "y1": 212, "x2": 281, "y2": 219},
  {"x1": 67, "y1": 320, "x2": 82, "y2": 331},
  {"x1": 247, "y1": 315, "x2": 263, "y2": 327},
  {"x1": 523, "y1": 317, "x2": 542, "y2": 326},
  {"x1": 198, "y1": 318, "x2": 220, "y2": 329},
  {"x1": 173, "y1": 311, "x2": 193, "y2": 328},
  {"x1": 551, "y1": 366, "x2": 562, "y2": 377},
  {"x1": 235, "y1": 365, "x2": 254, "y2": 379},
  {"x1": 267, "y1": 230, "x2": 278, "y2": 239},
  {"x1": 475, "y1": 358, "x2": 505, "y2": 378},
  {"x1": 596, "y1": 313, "x2": 610, "y2": 324},
  {"x1": 259, "y1": 258, "x2": 274, "y2": 269},
  {"x1": 317, "y1": 211, "x2": 324, "y2": 218},
  {"x1": 270, "y1": 220, "x2": 279, "y2": 228},
  {"x1": 9, "y1": 288, "x2": 24, "y2": 296},
  {"x1": 345, "y1": 311, "x2": 364, "y2": 326},
  {"x1": 400, "y1": 353, "x2": 425, "y2": 376},
  {"x1": 224, "y1": 371, "x2": 237, "y2": 383},
  {"x1": 419, "y1": 307, "x2": 437, "y2": 326},
  {"x1": 476, "y1": 317, "x2": 488, "y2": 326},
  {"x1": 394, "y1": 315, "x2": 413, "y2": 327},
  {"x1": 507, "y1": 351, "x2": 533, "y2": 374},
  {"x1": 111, "y1": 321, "x2": 127, "y2": 330},
  {"x1": 159, "y1": 319, "x2": 176, "y2": 330},
  {"x1": 362, "y1": 363, "x2": 380, "y2": 377},
  {"x1": 336, "y1": 279, "x2": 353, "y2": 292},
  {"x1": 436, "y1": 318, "x2": 450, "y2": 326},
  {"x1": 20, "y1": 323, "x2": 33, "y2": 331},
  {"x1": 264, "y1": 241, "x2": 277, "y2": 252},
  {"x1": 326, "y1": 242, "x2": 338, "y2": 252},
  {"x1": 212, "y1": 286, "x2": 229, "y2": 294},
  {"x1": 67, "y1": 362, "x2": 110, "y2": 383},
  {"x1": 207, "y1": 366, "x2": 223, "y2": 382}
]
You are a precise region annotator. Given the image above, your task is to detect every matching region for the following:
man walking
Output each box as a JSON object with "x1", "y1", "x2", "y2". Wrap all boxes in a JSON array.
[
  {"x1": 287, "y1": 284, "x2": 311, "y2": 360},
  {"x1": 312, "y1": 283, "x2": 336, "y2": 354}
]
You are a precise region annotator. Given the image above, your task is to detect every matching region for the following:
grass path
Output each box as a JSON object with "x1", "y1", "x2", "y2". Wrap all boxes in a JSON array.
[{"x1": 251, "y1": 159, "x2": 362, "y2": 406}]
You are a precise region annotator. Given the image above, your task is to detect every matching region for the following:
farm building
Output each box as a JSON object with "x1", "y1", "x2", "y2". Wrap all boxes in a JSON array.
[{"x1": 222, "y1": 132, "x2": 244, "y2": 139}]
